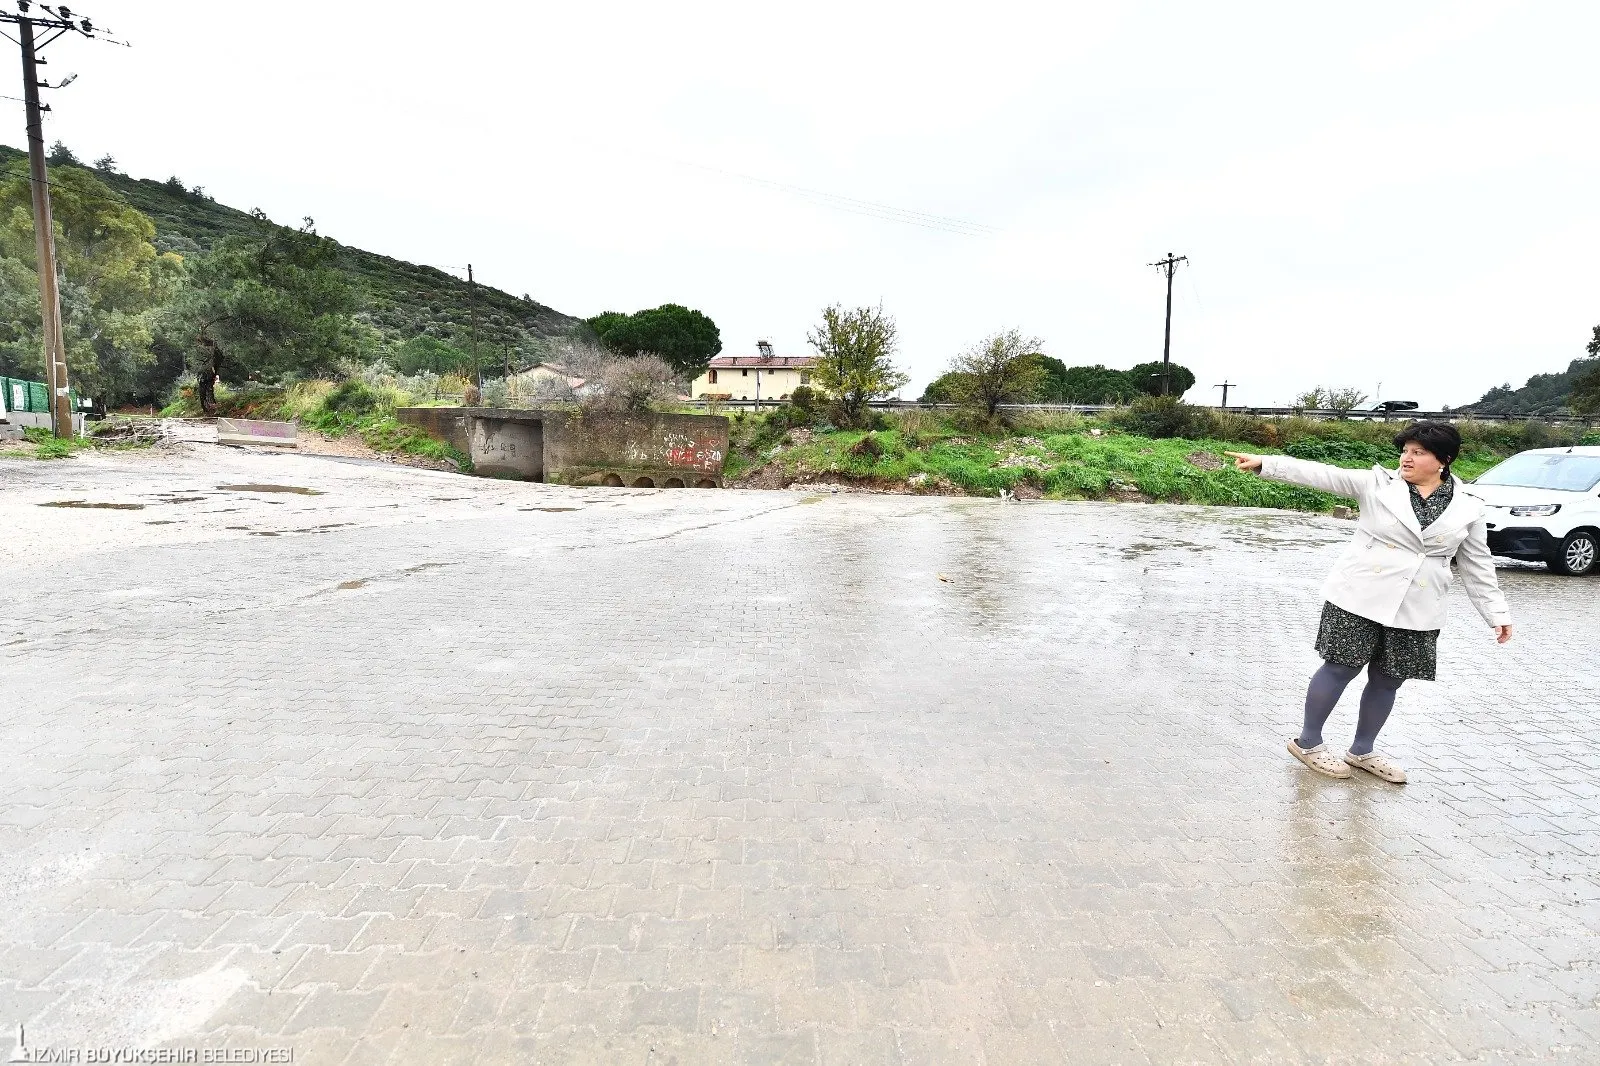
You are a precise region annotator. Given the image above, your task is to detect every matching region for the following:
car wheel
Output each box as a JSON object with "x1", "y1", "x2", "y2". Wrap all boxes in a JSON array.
[{"x1": 1551, "y1": 530, "x2": 1599, "y2": 576}]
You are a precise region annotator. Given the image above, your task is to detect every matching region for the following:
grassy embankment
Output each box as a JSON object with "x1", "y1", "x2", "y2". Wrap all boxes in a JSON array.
[
  {"x1": 724, "y1": 406, "x2": 1597, "y2": 512},
  {"x1": 160, "y1": 379, "x2": 470, "y2": 468}
]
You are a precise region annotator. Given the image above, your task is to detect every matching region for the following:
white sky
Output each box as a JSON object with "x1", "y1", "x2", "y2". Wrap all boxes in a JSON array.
[{"x1": 22, "y1": 0, "x2": 1600, "y2": 406}]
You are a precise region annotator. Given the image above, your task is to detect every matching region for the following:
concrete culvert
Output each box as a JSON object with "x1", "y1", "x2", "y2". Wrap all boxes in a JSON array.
[
  {"x1": 601, "y1": 474, "x2": 624, "y2": 487},
  {"x1": 632, "y1": 477, "x2": 656, "y2": 489},
  {"x1": 695, "y1": 479, "x2": 718, "y2": 488},
  {"x1": 663, "y1": 478, "x2": 685, "y2": 488}
]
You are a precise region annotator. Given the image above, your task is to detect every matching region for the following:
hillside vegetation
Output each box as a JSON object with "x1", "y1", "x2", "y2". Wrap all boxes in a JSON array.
[{"x1": 0, "y1": 143, "x2": 584, "y2": 401}]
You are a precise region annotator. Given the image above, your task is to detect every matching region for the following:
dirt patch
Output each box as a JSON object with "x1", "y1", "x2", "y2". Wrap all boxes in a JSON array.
[
  {"x1": 39, "y1": 500, "x2": 145, "y2": 510},
  {"x1": 1186, "y1": 450, "x2": 1225, "y2": 471},
  {"x1": 1010, "y1": 482, "x2": 1044, "y2": 500},
  {"x1": 296, "y1": 430, "x2": 459, "y2": 472},
  {"x1": 337, "y1": 579, "x2": 367, "y2": 590},
  {"x1": 217, "y1": 484, "x2": 325, "y2": 495}
]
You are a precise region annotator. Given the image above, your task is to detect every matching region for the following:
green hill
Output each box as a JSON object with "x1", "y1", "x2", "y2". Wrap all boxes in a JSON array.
[
  {"x1": 1465, "y1": 352, "x2": 1599, "y2": 416},
  {"x1": 0, "y1": 144, "x2": 585, "y2": 364}
]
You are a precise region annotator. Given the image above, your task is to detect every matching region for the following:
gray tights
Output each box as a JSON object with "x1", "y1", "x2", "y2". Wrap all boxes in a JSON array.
[{"x1": 1299, "y1": 661, "x2": 1403, "y2": 757}]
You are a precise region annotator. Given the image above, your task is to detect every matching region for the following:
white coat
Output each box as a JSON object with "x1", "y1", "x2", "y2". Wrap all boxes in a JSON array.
[{"x1": 1258, "y1": 455, "x2": 1511, "y2": 632}]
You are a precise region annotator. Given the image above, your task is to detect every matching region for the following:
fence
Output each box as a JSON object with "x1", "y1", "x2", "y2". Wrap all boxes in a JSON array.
[{"x1": 0, "y1": 375, "x2": 50, "y2": 415}]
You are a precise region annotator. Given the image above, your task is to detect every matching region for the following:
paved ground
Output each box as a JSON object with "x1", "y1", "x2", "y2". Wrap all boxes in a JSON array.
[{"x1": 2, "y1": 443, "x2": 1597, "y2": 1065}]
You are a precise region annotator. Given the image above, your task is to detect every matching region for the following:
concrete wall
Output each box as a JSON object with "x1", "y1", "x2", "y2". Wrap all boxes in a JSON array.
[
  {"x1": 540, "y1": 410, "x2": 727, "y2": 487},
  {"x1": 2, "y1": 411, "x2": 85, "y2": 435},
  {"x1": 395, "y1": 406, "x2": 727, "y2": 487},
  {"x1": 394, "y1": 407, "x2": 469, "y2": 452},
  {"x1": 469, "y1": 415, "x2": 544, "y2": 480}
]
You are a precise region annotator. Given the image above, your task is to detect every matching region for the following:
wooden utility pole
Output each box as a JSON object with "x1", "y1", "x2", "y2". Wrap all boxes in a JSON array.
[
  {"x1": 1213, "y1": 381, "x2": 1236, "y2": 408},
  {"x1": 2, "y1": 4, "x2": 121, "y2": 437},
  {"x1": 467, "y1": 263, "x2": 480, "y2": 391},
  {"x1": 19, "y1": 18, "x2": 70, "y2": 436},
  {"x1": 1148, "y1": 252, "x2": 1188, "y2": 396}
]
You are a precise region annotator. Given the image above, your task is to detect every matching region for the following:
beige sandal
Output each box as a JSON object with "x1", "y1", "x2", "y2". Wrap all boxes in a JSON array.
[
  {"x1": 1288, "y1": 740, "x2": 1352, "y2": 779},
  {"x1": 1345, "y1": 751, "x2": 1407, "y2": 784}
]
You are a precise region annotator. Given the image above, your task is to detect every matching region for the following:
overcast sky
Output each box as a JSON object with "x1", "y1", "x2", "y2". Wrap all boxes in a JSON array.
[{"x1": 23, "y1": 1, "x2": 1600, "y2": 406}]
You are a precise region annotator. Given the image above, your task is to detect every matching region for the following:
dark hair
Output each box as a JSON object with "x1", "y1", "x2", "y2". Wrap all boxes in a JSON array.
[{"x1": 1394, "y1": 420, "x2": 1461, "y2": 469}]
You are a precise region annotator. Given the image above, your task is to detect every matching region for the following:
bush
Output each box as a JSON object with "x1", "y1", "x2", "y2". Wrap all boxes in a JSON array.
[
  {"x1": 789, "y1": 385, "x2": 820, "y2": 416},
  {"x1": 322, "y1": 379, "x2": 383, "y2": 417},
  {"x1": 849, "y1": 432, "x2": 886, "y2": 460},
  {"x1": 1284, "y1": 436, "x2": 1393, "y2": 467},
  {"x1": 1109, "y1": 396, "x2": 1219, "y2": 440}
]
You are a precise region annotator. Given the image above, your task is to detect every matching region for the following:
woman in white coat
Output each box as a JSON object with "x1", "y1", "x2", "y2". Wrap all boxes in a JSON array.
[{"x1": 1226, "y1": 422, "x2": 1512, "y2": 784}]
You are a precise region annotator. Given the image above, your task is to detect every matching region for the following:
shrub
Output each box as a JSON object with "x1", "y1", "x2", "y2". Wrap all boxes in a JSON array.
[
  {"x1": 849, "y1": 432, "x2": 886, "y2": 460},
  {"x1": 789, "y1": 385, "x2": 820, "y2": 416},
  {"x1": 1109, "y1": 396, "x2": 1219, "y2": 440},
  {"x1": 322, "y1": 379, "x2": 383, "y2": 417},
  {"x1": 1284, "y1": 436, "x2": 1393, "y2": 467}
]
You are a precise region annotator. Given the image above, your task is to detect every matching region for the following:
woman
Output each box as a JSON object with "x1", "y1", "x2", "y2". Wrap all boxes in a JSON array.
[{"x1": 1225, "y1": 422, "x2": 1512, "y2": 784}]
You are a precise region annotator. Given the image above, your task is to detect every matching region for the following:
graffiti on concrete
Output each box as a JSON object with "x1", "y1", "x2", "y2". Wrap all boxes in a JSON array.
[{"x1": 628, "y1": 431, "x2": 724, "y2": 472}]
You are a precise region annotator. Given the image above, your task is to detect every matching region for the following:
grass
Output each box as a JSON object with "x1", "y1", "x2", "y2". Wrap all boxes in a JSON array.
[
  {"x1": 725, "y1": 407, "x2": 1551, "y2": 512},
  {"x1": 159, "y1": 378, "x2": 470, "y2": 468}
]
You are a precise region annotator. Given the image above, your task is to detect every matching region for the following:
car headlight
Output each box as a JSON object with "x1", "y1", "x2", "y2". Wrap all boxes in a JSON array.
[{"x1": 1509, "y1": 503, "x2": 1561, "y2": 517}]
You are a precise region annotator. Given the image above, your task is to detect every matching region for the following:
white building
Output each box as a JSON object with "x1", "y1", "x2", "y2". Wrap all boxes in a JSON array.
[{"x1": 690, "y1": 341, "x2": 818, "y2": 402}]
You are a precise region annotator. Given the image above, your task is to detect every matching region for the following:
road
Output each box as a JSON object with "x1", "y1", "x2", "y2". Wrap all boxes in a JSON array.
[{"x1": 1, "y1": 443, "x2": 1596, "y2": 1064}]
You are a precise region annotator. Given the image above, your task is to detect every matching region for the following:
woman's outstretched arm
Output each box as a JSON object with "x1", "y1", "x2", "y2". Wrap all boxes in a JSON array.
[
  {"x1": 1225, "y1": 452, "x2": 1370, "y2": 501},
  {"x1": 1456, "y1": 515, "x2": 1514, "y2": 640}
]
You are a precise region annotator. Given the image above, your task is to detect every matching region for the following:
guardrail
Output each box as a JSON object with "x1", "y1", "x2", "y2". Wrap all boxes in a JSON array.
[{"x1": 677, "y1": 398, "x2": 1597, "y2": 426}]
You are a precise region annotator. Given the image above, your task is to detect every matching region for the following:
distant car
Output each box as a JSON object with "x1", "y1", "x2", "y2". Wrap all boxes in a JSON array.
[{"x1": 1470, "y1": 447, "x2": 1600, "y2": 575}]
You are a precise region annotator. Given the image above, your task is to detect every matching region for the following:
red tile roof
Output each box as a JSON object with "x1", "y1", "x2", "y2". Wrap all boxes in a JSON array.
[{"x1": 706, "y1": 355, "x2": 818, "y2": 369}]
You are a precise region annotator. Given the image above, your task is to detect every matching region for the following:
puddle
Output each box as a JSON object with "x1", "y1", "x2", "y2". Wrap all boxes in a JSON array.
[
  {"x1": 288, "y1": 523, "x2": 354, "y2": 533},
  {"x1": 161, "y1": 496, "x2": 206, "y2": 504},
  {"x1": 520, "y1": 506, "x2": 580, "y2": 512},
  {"x1": 404, "y1": 563, "x2": 448, "y2": 573},
  {"x1": 39, "y1": 500, "x2": 145, "y2": 510},
  {"x1": 216, "y1": 484, "x2": 324, "y2": 495},
  {"x1": 249, "y1": 531, "x2": 282, "y2": 537},
  {"x1": 337, "y1": 580, "x2": 367, "y2": 590},
  {"x1": 144, "y1": 520, "x2": 177, "y2": 526}
]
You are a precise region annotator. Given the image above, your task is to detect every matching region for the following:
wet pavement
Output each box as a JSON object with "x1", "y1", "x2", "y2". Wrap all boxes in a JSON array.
[{"x1": 2, "y1": 445, "x2": 1597, "y2": 1064}]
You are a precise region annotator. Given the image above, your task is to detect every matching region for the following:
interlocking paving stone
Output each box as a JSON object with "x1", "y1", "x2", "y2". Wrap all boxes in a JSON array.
[{"x1": 3, "y1": 446, "x2": 1598, "y2": 1063}]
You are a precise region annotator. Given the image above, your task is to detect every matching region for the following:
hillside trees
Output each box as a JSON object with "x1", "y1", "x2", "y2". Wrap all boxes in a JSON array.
[
  {"x1": 171, "y1": 211, "x2": 358, "y2": 414},
  {"x1": 0, "y1": 162, "x2": 183, "y2": 403},
  {"x1": 808, "y1": 303, "x2": 908, "y2": 427},
  {"x1": 588, "y1": 304, "x2": 721, "y2": 378}
]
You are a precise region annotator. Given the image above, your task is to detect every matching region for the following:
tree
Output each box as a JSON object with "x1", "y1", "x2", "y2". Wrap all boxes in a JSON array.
[
  {"x1": 1570, "y1": 360, "x2": 1600, "y2": 415},
  {"x1": 0, "y1": 161, "x2": 183, "y2": 404},
  {"x1": 1295, "y1": 385, "x2": 1367, "y2": 411},
  {"x1": 92, "y1": 154, "x2": 116, "y2": 173},
  {"x1": 942, "y1": 330, "x2": 1046, "y2": 420},
  {"x1": 807, "y1": 303, "x2": 908, "y2": 427},
  {"x1": 1024, "y1": 354, "x2": 1071, "y2": 402},
  {"x1": 588, "y1": 304, "x2": 721, "y2": 378},
  {"x1": 393, "y1": 335, "x2": 468, "y2": 376},
  {"x1": 46, "y1": 141, "x2": 80, "y2": 167},
  {"x1": 1127, "y1": 360, "x2": 1197, "y2": 398},
  {"x1": 1058, "y1": 365, "x2": 1139, "y2": 404},
  {"x1": 171, "y1": 211, "x2": 357, "y2": 414}
]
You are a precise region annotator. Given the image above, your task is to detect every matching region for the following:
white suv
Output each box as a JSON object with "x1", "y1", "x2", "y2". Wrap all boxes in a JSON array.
[{"x1": 1470, "y1": 446, "x2": 1600, "y2": 575}]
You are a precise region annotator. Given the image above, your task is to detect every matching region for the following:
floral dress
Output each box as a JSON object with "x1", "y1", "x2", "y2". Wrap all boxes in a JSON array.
[{"x1": 1314, "y1": 475, "x2": 1455, "y2": 680}]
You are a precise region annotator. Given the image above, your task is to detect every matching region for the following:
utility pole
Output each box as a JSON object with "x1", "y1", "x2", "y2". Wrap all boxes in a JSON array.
[
  {"x1": 1213, "y1": 381, "x2": 1236, "y2": 408},
  {"x1": 467, "y1": 263, "x2": 480, "y2": 391},
  {"x1": 1148, "y1": 252, "x2": 1188, "y2": 396},
  {"x1": 2, "y1": 5, "x2": 118, "y2": 436}
]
